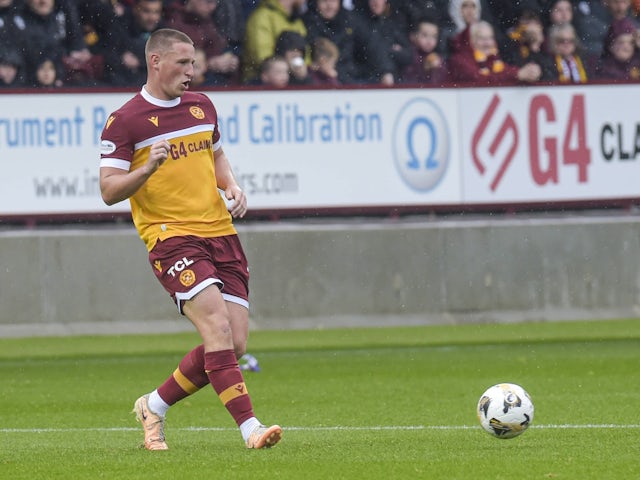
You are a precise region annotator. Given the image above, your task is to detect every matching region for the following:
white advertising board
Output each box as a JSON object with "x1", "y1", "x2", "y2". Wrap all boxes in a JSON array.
[
  {"x1": 1, "y1": 84, "x2": 638, "y2": 217},
  {"x1": 0, "y1": 88, "x2": 461, "y2": 216},
  {"x1": 459, "y1": 84, "x2": 640, "y2": 203}
]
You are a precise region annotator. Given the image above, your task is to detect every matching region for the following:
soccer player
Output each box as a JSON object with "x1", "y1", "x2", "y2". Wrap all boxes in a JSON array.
[{"x1": 98, "y1": 28, "x2": 282, "y2": 451}]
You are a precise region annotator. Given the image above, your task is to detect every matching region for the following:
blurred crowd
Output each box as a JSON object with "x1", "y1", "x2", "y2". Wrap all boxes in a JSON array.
[{"x1": 1, "y1": 0, "x2": 640, "y2": 89}]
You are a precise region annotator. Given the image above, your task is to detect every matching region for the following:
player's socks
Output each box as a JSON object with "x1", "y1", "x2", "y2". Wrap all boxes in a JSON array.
[
  {"x1": 204, "y1": 349, "x2": 255, "y2": 426},
  {"x1": 156, "y1": 344, "x2": 209, "y2": 406},
  {"x1": 239, "y1": 417, "x2": 261, "y2": 442},
  {"x1": 147, "y1": 389, "x2": 170, "y2": 417}
]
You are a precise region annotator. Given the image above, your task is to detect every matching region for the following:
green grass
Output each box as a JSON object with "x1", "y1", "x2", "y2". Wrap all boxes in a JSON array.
[{"x1": 1, "y1": 319, "x2": 639, "y2": 479}]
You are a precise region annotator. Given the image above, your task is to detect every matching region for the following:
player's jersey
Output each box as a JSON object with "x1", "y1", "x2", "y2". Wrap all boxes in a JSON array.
[{"x1": 100, "y1": 88, "x2": 236, "y2": 251}]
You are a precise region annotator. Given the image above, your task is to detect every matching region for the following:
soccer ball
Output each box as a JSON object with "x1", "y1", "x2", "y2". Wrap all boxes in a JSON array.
[{"x1": 477, "y1": 383, "x2": 534, "y2": 439}]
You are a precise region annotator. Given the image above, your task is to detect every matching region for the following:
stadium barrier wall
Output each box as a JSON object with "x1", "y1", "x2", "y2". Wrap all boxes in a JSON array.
[{"x1": 2, "y1": 213, "x2": 639, "y2": 337}]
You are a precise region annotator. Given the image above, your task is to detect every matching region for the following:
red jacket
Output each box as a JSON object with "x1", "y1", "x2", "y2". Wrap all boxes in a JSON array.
[
  {"x1": 164, "y1": 2, "x2": 227, "y2": 58},
  {"x1": 447, "y1": 48, "x2": 520, "y2": 85}
]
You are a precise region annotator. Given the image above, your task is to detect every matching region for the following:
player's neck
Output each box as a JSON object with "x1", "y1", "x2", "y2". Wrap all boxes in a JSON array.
[{"x1": 143, "y1": 83, "x2": 175, "y2": 102}]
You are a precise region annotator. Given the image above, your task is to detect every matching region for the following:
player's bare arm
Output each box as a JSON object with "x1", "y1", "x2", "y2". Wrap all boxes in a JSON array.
[
  {"x1": 100, "y1": 140, "x2": 171, "y2": 205},
  {"x1": 214, "y1": 146, "x2": 247, "y2": 218}
]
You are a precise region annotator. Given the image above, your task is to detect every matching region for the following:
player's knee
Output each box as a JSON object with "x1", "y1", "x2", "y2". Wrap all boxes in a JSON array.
[{"x1": 234, "y1": 341, "x2": 247, "y2": 358}]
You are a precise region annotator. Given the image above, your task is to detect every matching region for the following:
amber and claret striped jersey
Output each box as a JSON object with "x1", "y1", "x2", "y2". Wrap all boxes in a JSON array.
[{"x1": 100, "y1": 88, "x2": 236, "y2": 251}]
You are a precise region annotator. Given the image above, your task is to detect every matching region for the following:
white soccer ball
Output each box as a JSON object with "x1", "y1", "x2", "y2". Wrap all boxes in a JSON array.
[{"x1": 477, "y1": 383, "x2": 534, "y2": 439}]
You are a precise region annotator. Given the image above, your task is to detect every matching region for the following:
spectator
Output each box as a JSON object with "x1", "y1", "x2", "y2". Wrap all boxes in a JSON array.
[
  {"x1": 547, "y1": 22, "x2": 590, "y2": 83},
  {"x1": 0, "y1": 47, "x2": 26, "y2": 88},
  {"x1": 503, "y1": 9, "x2": 556, "y2": 81},
  {"x1": 449, "y1": 0, "x2": 480, "y2": 33},
  {"x1": 274, "y1": 30, "x2": 313, "y2": 85},
  {"x1": 633, "y1": 0, "x2": 640, "y2": 19},
  {"x1": 596, "y1": 17, "x2": 640, "y2": 80},
  {"x1": 31, "y1": 53, "x2": 64, "y2": 88},
  {"x1": 354, "y1": 0, "x2": 448, "y2": 29},
  {"x1": 240, "y1": 0, "x2": 259, "y2": 20},
  {"x1": 448, "y1": 20, "x2": 541, "y2": 84},
  {"x1": 0, "y1": 0, "x2": 28, "y2": 56},
  {"x1": 165, "y1": 0, "x2": 240, "y2": 85},
  {"x1": 482, "y1": 0, "x2": 543, "y2": 35},
  {"x1": 20, "y1": 0, "x2": 97, "y2": 86},
  {"x1": 544, "y1": 0, "x2": 573, "y2": 28},
  {"x1": 608, "y1": 0, "x2": 636, "y2": 22},
  {"x1": 212, "y1": 0, "x2": 245, "y2": 61},
  {"x1": 574, "y1": 0, "x2": 611, "y2": 59},
  {"x1": 447, "y1": 0, "x2": 481, "y2": 56},
  {"x1": 308, "y1": 36, "x2": 341, "y2": 86},
  {"x1": 401, "y1": 17, "x2": 447, "y2": 84},
  {"x1": 606, "y1": 0, "x2": 640, "y2": 52},
  {"x1": 105, "y1": 0, "x2": 165, "y2": 86},
  {"x1": 303, "y1": 0, "x2": 395, "y2": 84},
  {"x1": 242, "y1": 0, "x2": 307, "y2": 83},
  {"x1": 77, "y1": 0, "x2": 125, "y2": 60},
  {"x1": 354, "y1": 0, "x2": 454, "y2": 53},
  {"x1": 257, "y1": 55, "x2": 290, "y2": 87},
  {"x1": 190, "y1": 47, "x2": 213, "y2": 86},
  {"x1": 382, "y1": 0, "x2": 455, "y2": 53},
  {"x1": 355, "y1": 0, "x2": 413, "y2": 83}
]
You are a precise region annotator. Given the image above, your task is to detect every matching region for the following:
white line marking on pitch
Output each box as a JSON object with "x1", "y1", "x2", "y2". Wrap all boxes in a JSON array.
[{"x1": 1, "y1": 424, "x2": 639, "y2": 433}]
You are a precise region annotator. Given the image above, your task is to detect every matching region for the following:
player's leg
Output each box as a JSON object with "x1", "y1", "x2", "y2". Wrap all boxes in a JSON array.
[
  {"x1": 133, "y1": 237, "x2": 214, "y2": 450},
  {"x1": 227, "y1": 301, "x2": 249, "y2": 358},
  {"x1": 183, "y1": 285, "x2": 281, "y2": 449},
  {"x1": 144, "y1": 304, "x2": 249, "y2": 419},
  {"x1": 131, "y1": 301, "x2": 252, "y2": 450}
]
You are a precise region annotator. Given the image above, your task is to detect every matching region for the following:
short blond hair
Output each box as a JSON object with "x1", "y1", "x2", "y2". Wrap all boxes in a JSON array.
[{"x1": 145, "y1": 28, "x2": 193, "y2": 60}]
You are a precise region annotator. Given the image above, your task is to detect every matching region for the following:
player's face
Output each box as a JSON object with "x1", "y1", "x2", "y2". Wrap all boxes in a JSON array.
[{"x1": 156, "y1": 42, "x2": 195, "y2": 99}]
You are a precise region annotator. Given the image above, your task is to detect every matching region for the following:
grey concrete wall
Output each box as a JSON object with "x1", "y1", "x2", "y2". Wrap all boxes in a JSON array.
[{"x1": 2, "y1": 214, "x2": 640, "y2": 336}]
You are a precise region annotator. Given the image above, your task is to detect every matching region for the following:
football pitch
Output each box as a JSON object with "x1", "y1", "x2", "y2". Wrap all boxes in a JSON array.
[{"x1": 1, "y1": 319, "x2": 638, "y2": 479}]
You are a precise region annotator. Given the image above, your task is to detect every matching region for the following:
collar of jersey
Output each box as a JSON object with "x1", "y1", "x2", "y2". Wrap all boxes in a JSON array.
[{"x1": 141, "y1": 86, "x2": 181, "y2": 108}]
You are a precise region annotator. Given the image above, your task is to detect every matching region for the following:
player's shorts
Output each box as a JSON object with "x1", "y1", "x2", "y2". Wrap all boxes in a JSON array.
[{"x1": 148, "y1": 234, "x2": 249, "y2": 314}]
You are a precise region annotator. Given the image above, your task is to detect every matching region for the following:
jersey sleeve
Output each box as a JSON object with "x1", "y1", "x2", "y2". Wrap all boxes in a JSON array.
[
  {"x1": 100, "y1": 111, "x2": 134, "y2": 171},
  {"x1": 198, "y1": 93, "x2": 222, "y2": 151}
]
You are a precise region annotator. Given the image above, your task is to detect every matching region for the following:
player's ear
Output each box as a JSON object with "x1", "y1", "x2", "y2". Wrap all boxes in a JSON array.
[{"x1": 149, "y1": 52, "x2": 161, "y2": 69}]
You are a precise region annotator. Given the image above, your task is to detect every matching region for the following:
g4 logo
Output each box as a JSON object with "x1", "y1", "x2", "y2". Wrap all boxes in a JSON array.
[{"x1": 471, "y1": 94, "x2": 591, "y2": 192}]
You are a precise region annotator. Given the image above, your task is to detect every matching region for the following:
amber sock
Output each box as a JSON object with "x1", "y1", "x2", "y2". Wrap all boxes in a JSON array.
[{"x1": 204, "y1": 349, "x2": 255, "y2": 426}]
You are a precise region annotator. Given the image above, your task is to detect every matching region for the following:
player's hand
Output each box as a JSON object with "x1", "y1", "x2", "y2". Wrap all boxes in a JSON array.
[
  {"x1": 225, "y1": 185, "x2": 247, "y2": 218},
  {"x1": 144, "y1": 140, "x2": 171, "y2": 175}
]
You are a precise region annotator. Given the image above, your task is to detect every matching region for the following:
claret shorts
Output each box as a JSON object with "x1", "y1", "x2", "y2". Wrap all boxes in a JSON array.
[{"x1": 148, "y1": 234, "x2": 249, "y2": 314}]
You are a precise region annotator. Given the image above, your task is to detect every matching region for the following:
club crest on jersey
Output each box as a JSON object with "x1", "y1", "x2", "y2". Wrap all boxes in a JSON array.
[
  {"x1": 190, "y1": 106, "x2": 205, "y2": 119},
  {"x1": 148, "y1": 116, "x2": 159, "y2": 126},
  {"x1": 179, "y1": 269, "x2": 196, "y2": 287}
]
